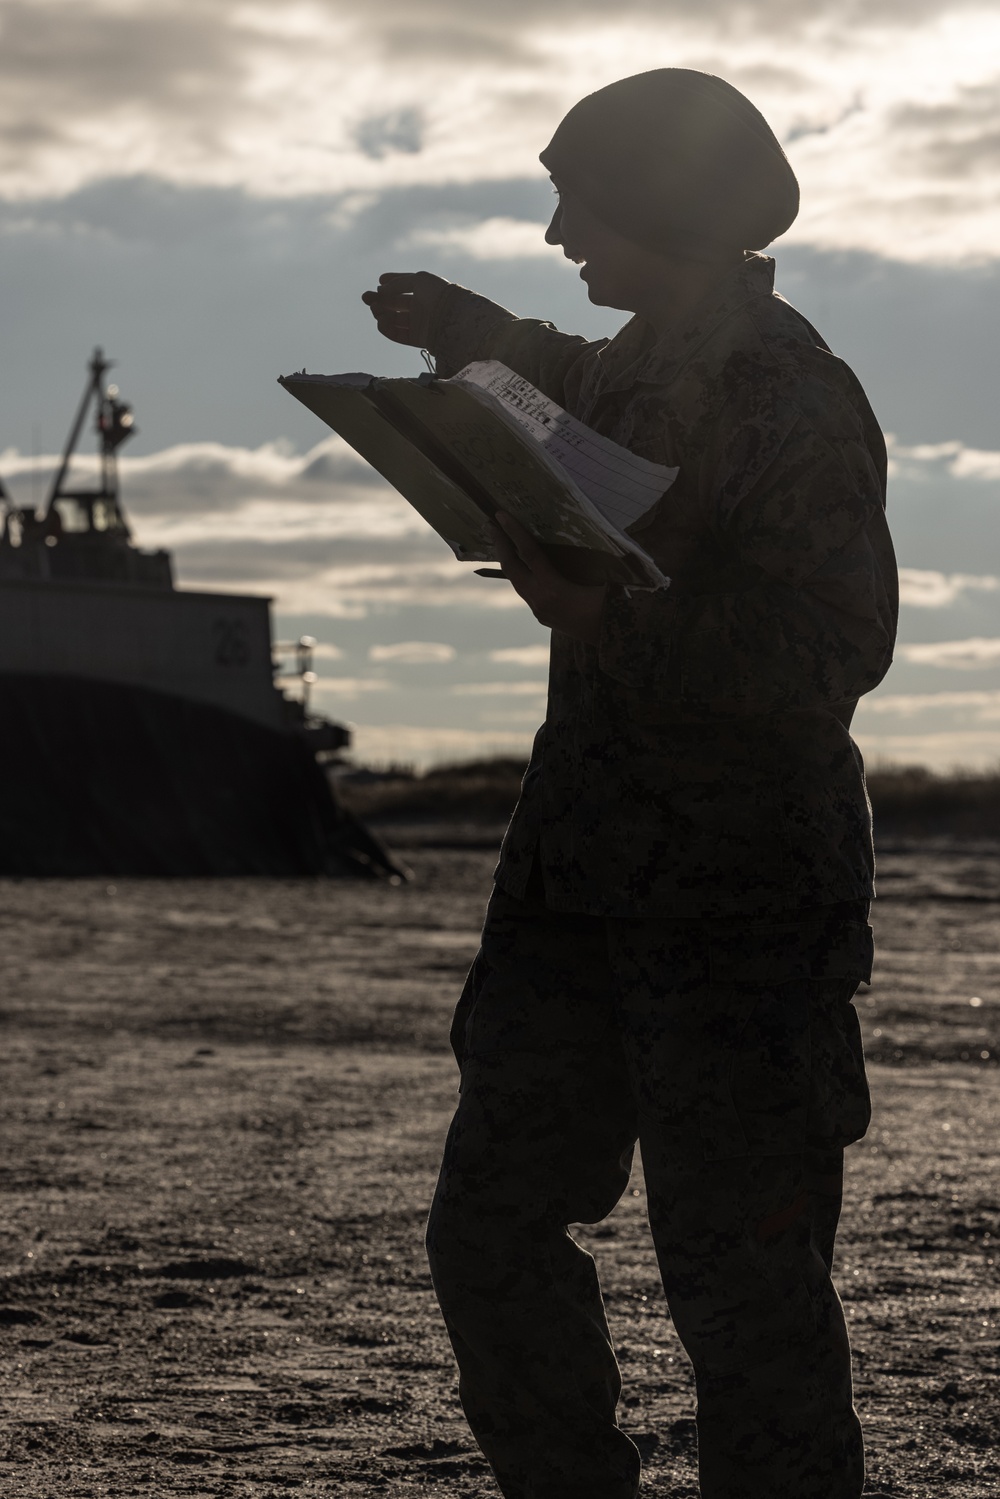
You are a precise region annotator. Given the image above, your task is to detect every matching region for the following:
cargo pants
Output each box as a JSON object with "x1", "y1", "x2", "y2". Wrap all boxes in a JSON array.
[{"x1": 426, "y1": 881, "x2": 873, "y2": 1499}]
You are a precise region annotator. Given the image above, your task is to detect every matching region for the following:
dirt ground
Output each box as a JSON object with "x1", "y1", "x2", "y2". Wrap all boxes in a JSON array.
[{"x1": 0, "y1": 835, "x2": 997, "y2": 1498}]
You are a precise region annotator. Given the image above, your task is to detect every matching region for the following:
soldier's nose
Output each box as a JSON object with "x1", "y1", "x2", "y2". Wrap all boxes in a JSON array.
[{"x1": 544, "y1": 203, "x2": 563, "y2": 246}]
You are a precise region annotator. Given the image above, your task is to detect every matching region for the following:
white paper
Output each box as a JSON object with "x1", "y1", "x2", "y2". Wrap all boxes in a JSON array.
[{"x1": 453, "y1": 361, "x2": 678, "y2": 533}]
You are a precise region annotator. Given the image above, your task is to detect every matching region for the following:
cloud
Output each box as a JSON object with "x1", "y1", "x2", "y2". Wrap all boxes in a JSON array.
[
  {"x1": 452, "y1": 680, "x2": 548, "y2": 695},
  {"x1": 859, "y1": 688, "x2": 1000, "y2": 715},
  {"x1": 0, "y1": 1, "x2": 245, "y2": 198},
  {"x1": 407, "y1": 217, "x2": 559, "y2": 260},
  {"x1": 889, "y1": 437, "x2": 1000, "y2": 481},
  {"x1": 476, "y1": 706, "x2": 548, "y2": 724},
  {"x1": 2, "y1": 1, "x2": 1000, "y2": 261},
  {"x1": 310, "y1": 676, "x2": 392, "y2": 698},
  {"x1": 353, "y1": 107, "x2": 426, "y2": 161},
  {"x1": 182, "y1": 556, "x2": 527, "y2": 618},
  {"x1": 0, "y1": 436, "x2": 391, "y2": 518},
  {"x1": 890, "y1": 81, "x2": 1000, "y2": 181},
  {"x1": 368, "y1": 640, "x2": 457, "y2": 663},
  {"x1": 897, "y1": 569, "x2": 1000, "y2": 607},
  {"x1": 490, "y1": 644, "x2": 550, "y2": 665},
  {"x1": 895, "y1": 638, "x2": 1000, "y2": 669},
  {"x1": 359, "y1": 0, "x2": 961, "y2": 32}
]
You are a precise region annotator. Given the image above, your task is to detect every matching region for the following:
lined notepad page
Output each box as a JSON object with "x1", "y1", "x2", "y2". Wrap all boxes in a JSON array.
[{"x1": 455, "y1": 361, "x2": 678, "y2": 533}]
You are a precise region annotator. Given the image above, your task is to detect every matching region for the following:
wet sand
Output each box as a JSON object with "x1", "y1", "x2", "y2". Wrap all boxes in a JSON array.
[{"x1": 0, "y1": 841, "x2": 997, "y2": 1497}]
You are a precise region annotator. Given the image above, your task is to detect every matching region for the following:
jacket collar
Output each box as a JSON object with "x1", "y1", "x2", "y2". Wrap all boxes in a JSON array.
[{"x1": 595, "y1": 252, "x2": 776, "y2": 394}]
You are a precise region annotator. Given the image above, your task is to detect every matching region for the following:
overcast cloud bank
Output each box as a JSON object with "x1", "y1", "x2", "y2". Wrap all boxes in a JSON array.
[
  {"x1": 2, "y1": 433, "x2": 998, "y2": 624},
  {"x1": 1, "y1": 436, "x2": 997, "y2": 621},
  {"x1": 2, "y1": 0, "x2": 1000, "y2": 262}
]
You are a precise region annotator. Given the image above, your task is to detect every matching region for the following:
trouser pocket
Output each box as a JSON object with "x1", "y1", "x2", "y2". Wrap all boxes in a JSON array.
[{"x1": 699, "y1": 974, "x2": 870, "y2": 1162}]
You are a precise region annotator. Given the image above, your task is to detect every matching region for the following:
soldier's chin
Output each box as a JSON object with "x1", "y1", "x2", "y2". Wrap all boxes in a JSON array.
[{"x1": 581, "y1": 266, "x2": 611, "y2": 306}]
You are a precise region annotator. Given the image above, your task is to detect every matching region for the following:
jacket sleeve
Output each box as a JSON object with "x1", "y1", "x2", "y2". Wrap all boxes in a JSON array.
[
  {"x1": 597, "y1": 390, "x2": 898, "y2": 718},
  {"x1": 429, "y1": 284, "x2": 606, "y2": 403}
]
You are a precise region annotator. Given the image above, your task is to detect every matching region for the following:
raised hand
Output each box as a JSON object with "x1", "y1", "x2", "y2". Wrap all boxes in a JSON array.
[{"x1": 361, "y1": 271, "x2": 452, "y2": 348}]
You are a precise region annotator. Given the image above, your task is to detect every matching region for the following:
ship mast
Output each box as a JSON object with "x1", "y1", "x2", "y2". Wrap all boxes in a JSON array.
[{"x1": 44, "y1": 347, "x2": 136, "y2": 536}]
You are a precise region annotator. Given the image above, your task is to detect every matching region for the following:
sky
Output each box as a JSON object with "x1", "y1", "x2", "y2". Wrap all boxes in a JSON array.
[{"x1": 2, "y1": 0, "x2": 1000, "y2": 769}]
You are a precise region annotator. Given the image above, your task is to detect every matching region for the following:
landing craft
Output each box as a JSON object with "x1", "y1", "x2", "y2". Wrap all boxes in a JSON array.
[{"x1": 0, "y1": 350, "x2": 404, "y2": 879}]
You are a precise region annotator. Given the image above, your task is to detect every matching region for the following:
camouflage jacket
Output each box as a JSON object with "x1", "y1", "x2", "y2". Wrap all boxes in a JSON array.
[{"x1": 429, "y1": 253, "x2": 898, "y2": 917}]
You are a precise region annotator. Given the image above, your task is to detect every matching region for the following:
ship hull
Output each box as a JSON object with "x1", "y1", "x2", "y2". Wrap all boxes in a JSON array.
[
  {"x1": 0, "y1": 575, "x2": 289, "y2": 730},
  {"x1": 0, "y1": 674, "x2": 400, "y2": 878}
]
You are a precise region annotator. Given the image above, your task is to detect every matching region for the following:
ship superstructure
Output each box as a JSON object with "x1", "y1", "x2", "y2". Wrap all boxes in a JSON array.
[
  {"x1": 2, "y1": 348, "x2": 170, "y2": 588},
  {"x1": 0, "y1": 349, "x2": 339, "y2": 742}
]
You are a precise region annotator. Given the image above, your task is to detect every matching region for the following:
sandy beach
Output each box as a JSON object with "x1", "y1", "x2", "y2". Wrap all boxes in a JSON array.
[{"x1": 0, "y1": 837, "x2": 997, "y2": 1498}]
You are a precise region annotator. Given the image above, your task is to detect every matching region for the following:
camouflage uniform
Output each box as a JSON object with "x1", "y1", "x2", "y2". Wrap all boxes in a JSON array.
[{"x1": 423, "y1": 254, "x2": 898, "y2": 1498}]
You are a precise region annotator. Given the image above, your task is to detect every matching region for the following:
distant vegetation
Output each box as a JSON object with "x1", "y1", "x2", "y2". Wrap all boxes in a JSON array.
[
  {"x1": 337, "y1": 757, "x2": 1000, "y2": 839},
  {"x1": 866, "y1": 764, "x2": 1000, "y2": 839},
  {"x1": 336, "y1": 757, "x2": 527, "y2": 825}
]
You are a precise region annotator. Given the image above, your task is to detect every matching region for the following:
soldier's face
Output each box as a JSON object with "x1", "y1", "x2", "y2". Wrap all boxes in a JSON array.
[{"x1": 545, "y1": 183, "x2": 674, "y2": 313}]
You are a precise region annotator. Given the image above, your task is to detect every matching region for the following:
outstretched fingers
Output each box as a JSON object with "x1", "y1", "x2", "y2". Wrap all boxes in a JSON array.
[{"x1": 375, "y1": 272, "x2": 420, "y2": 292}]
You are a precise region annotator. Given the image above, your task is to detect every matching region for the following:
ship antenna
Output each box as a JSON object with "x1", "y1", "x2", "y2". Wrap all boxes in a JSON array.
[
  {"x1": 43, "y1": 348, "x2": 136, "y2": 534},
  {"x1": 45, "y1": 349, "x2": 106, "y2": 517}
]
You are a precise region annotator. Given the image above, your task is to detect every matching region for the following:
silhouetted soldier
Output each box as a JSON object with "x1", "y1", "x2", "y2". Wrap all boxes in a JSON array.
[{"x1": 364, "y1": 68, "x2": 897, "y2": 1499}]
